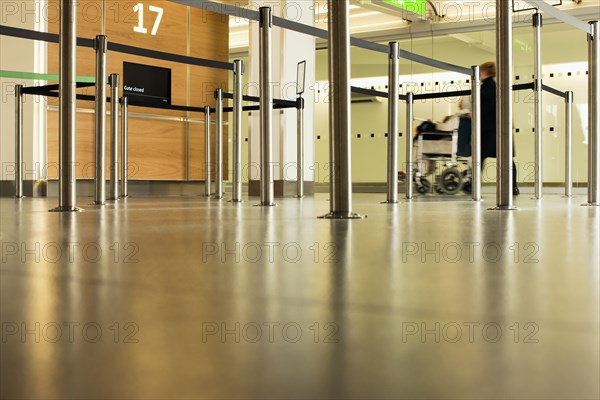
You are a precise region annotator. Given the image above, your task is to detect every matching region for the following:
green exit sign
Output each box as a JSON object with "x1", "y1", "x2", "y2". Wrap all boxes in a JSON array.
[{"x1": 382, "y1": 0, "x2": 426, "y2": 16}]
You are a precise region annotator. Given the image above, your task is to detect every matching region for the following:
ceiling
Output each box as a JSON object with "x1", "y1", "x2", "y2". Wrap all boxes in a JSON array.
[{"x1": 228, "y1": 0, "x2": 600, "y2": 56}]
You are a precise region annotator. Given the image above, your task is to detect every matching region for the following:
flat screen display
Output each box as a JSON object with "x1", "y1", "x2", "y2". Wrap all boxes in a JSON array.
[
  {"x1": 123, "y1": 62, "x2": 171, "y2": 104},
  {"x1": 297, "y1": 60, "x2": 306, "y2": 95}
]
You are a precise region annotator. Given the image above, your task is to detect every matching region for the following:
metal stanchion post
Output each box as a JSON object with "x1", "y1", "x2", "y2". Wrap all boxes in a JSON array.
[
  {"x1": 232, "y1": 60, "x2": 243, "y2": 202},
  {"x1": 385, "y1": 42, "x2": 400, "y2": 204},
  {"x1": 215, "y1": 88, "x2": 224, "y2": 199},
  {"x1": 319, "y1": 0, "x2": 363, "y2": 219},
  {"x1": 15, "y1": 84, "x2": 24, "y2": 198},
  {"x1": 51, "y1": 0, "x2": 80, "y2": 212},
  {"x1": 108, "y1": 73, "x2": 119, "y2": 200},
  {"x1": 406, "y1": 92, "x2": 414, "y2": 200},
  {"x1": 533, "y1": 13, "x2": 543, "y2": 200},
  {"x1": 586, "y1": 21, "x2": 600, "y2": 206},
  {"x1": 93, "y1": 35, "x2": 107, "y2": 205},
  {"x1": 259, "y1": 7, "x2": 275, "y2": 206},
  {"x1": 297, "y1": 96, "x2": 304, "y2": 198},
  {"x1": 471, "y1": 65, "x2": 482, "y2": 201},
  {"x1": 121, "y1": 96, "x2": 128, "y2": 198},
  {"x1": 493, "y1": 0, "x2": 516, "y2": 210},
  {"x1": 205, "y1": 106, "x2": 212, "y2": 197},
  {"x1": 564, "y1": 91, "x2": 573, "y2": 198}
]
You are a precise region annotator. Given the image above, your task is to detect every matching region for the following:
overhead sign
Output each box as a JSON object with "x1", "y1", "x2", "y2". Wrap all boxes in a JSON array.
[{"x1": 381, "y1": 0, "x2": 426, "y2": 16}]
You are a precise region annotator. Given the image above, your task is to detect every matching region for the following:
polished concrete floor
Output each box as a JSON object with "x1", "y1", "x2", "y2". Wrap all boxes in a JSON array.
[{"x1": 1, "y1": 190, "x2": 598, "y2": 399}]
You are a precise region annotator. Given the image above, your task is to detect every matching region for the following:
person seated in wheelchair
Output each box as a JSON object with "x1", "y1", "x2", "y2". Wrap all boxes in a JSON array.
[
  {"x1": 415, "y1": 96, "x2": 471, "y2": 152},
  {"x1": 413, "y1": 97, "x2": 472, "y2": 177}
]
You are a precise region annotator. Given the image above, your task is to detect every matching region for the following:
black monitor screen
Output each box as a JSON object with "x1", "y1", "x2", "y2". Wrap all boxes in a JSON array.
[{"x1": 123, "y1": 62, "x2": 171, "y2": 104}]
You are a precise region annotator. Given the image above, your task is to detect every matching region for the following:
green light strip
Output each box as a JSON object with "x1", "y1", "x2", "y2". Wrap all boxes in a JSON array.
[
  {"x1": 381, "y1": 0, "x2": 426, "y2": 16},
  {"x1": 0, "y1": 70, "x2": 96, "y2": 83}
]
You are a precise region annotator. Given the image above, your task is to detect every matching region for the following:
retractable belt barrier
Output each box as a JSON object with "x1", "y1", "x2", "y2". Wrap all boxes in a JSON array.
[
  {"x1": 170, "y1": 0, "x2": 472, "y2": 76},
  {"x1": 5, "y1": 3, "x2": 582, "y2": 207},
  {"x1": 18, "y1": 84, "x2": 300, "y2": 114},
  {"x1": 0, "y1": 25, "x2": 234, "y2": 71},
  {"x1": 542, "y1": 84, "x2": 569, "y2": 99},
  {"x1": 350, "y1": 86, "x2": 472, "y2": 101}
]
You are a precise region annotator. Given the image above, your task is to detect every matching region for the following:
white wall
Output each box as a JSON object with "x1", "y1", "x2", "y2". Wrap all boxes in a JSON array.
[
  {"x1": 247, "y1": 0, "x2": 315, "y2": 182},
  {"x1": 312, "y1": 22, "x2": 591, "y2": 184},
  {"x1": 0, "y1": 0, "x2": 47, "y2": 187}
]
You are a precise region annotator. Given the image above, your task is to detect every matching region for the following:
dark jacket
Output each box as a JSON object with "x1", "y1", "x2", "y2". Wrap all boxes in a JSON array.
[{"x1": 480, "y1": 77, "x2": 496, "y2": 159}]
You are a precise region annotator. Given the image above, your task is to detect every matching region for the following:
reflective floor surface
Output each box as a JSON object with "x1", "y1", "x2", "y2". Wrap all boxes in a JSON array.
[{"x1": 1, "y1": 192, "x2": 598, "y2": 399}]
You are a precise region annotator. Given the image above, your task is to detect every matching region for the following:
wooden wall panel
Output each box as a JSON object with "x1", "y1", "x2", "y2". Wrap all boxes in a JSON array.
[
  {"x1": 189, "y1": 7, "x2": 229, "y2": 181},
  {"x1": 46, "y1": 0, "x2": 229, "y2": 180},
  {"x1": 127, "y1": 119, "x2": 186, "y2": 180},
  {"x1": 47, "y1": 111, "x2": 97, "y2": 180},
  {"x1": 189, "y1": 121, "x2": 207, "y2": 181}
]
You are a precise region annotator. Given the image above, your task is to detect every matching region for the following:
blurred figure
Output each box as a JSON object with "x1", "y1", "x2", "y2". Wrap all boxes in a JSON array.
[{"x1": 479, "y1": 61, "x2": 519, "y2": 195}]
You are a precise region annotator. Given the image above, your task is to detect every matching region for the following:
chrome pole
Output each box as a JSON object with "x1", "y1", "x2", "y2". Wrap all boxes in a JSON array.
[
  {"x1": 494, "y1": 0, "x2": 515, "y2": 209},
  {"x1": 121, "y1": 96, "x2": 129, "y2": 198},
  {"x1": 108, "y1": 73, "x2": 119, "y2": 200},
  {"x1": 232, "y1": 59, "x2": 243, "y2": 202},
  {"x1": 564, "y1": 91, "x2": 573, "y2": 198},
  {"x1": 15, "y1": 84, "x2": 23, "y2": 198},
  {"x1": 214, "y1": 88, "x2": 224, "y2": 199},
  {"x1": 54, "y1": 0, "x2": 78, "y2": 211},
  {"x1": 533, "y1": 12, "x2": 543, "y2": 199},
  {"x1": 406, "y1": 92, "x2": 414, "y2": 200},
  {"x1": 297, "y1": 96, "x2": 304, "y2": 198},
  {"x1": 587, "y1": 21, "x2": 600, "y2": 206},
  {"x1": 386, "y1": 42, "x2": 400, "y2": 204},
  {"x1": 471, "y1": 65, "x2": 482, "y2": 201},
  {"x1": 326, "y1": 3, "x2": 336, "y2": 213},
  {"x1": 93, "y1": 35, "x2": 107, "y2": 205},
  {"x1": 205, "y1": 106, "x2": 212, "y2": 196},
  {"x1": 259, "y1": 6, "x2": 274, "y2": 206},
  {"x1": 319, "y1": 0, "x2": 362, "y2": 218}
]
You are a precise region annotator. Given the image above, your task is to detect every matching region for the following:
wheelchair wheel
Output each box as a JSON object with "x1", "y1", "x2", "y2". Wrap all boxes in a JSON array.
[
  {"x1": 439, "y1": 168, "x2": 463, "y2": 195},
  {"x1": 416, "y1": 178, "x2": 431, "y2": 194},
  {"x1": 461, "y1": 170, "x2": 472, "y2": 194}
]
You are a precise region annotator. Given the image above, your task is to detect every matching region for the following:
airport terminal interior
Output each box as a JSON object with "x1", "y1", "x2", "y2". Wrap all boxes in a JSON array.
[{"x1": 1, "y1": 1, "x2": 599, "y2": 399}]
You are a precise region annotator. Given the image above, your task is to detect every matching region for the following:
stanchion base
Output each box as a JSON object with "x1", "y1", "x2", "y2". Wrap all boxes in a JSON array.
[
  {"x1": 228, "y1": 199, "x2": 244, "y2": 203},
  {"x1": 107, "y1": 198, "x2": 120, "y2": 201},
  {"x1": 213, "y1": 195, "x2": 225, "y2": 200},
  {"x1": 561, "y1": 195, "x2": 574, "y2": 199},
  {"x1": 15, "y1": 195, "x2": 25, "y2": 199},
  {"x1": 296, "y1": 195, "x2": 304, "y2": 199},
  {"x1": 89, "y1": 201, "x2": 105, "y2": 206},
  {"x1": 318, "y1": 212, "x2": 366, "y2": 219},
  {"x1": 49, "y1": 206, "x2": 83, "y2": 213},
  {"x1": 381, "y1": 200, "x2": 399, "y2": 204},
  {"x1": 488, "y1": 205, "x2": 518, "y2": 211},
  {"x1": 531, "y1": 197, "x2": 543, "y2": 200},
  {"x1": 581, "y1": 202, "x2": 600, "y2": 207},
  {"x1": 254, "y1": 202, "x2": 277, "y2": 207}
]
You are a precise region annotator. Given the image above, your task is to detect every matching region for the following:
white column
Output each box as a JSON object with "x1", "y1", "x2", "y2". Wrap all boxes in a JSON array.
[
  {"x1": 248, "y1": 0, "x2": 316, "y2": 189},
  {"x1": 0, "y1": 1, "x2": 47, "y2": 197}
]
